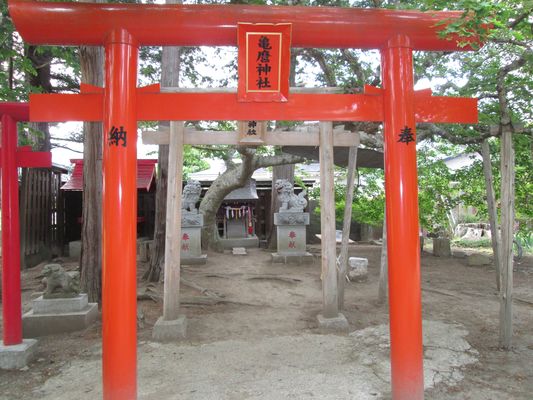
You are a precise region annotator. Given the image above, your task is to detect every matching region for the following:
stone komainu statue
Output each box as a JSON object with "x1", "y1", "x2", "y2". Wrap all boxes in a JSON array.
[
  {"x1": 275, "y1": 179, "x2": 308, "y2": 212},
  {"x1": 182, "y1": 180, "x2": 202, "y2": 213},
  {"x1": 42, "y1": 264, "x2": 80, "y2": 299}
]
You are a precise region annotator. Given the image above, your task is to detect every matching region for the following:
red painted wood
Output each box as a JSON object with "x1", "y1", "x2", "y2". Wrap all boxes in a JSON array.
[
  {"x1": 8, "y1": 2, "x2": 481, "y2": 50},
  {"x1": 0, "y1": 114, "x2": 23, "y2": 346},
  {"x1": 15, "y1": 151, "x2": 51, "y2": 168},
  {"x1": 62, "y1": 159, "x2": 156, "y2": 191},
  {"x1": 29, "y1": 92, "x2": 477, "y2": 124},
  {"x1": 101, "y1": 30, "x2": 138, "y2": 400},
  {"x1": 381, "y1": 37, "x2": 424, "y2": 399}
]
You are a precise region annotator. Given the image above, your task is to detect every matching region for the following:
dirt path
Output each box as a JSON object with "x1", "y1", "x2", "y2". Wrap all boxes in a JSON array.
[{"x1": 0, "y1": 244, "x2": 531, "y2": 399}]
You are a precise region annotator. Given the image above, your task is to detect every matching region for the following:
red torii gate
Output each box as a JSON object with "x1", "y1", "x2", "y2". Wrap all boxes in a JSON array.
[
  {"x1": 0, "y1": 103, "x2": 51, "y2": 350},
  {"x1": 9, "y1": 1, "x2": 481, "y2": 399}
]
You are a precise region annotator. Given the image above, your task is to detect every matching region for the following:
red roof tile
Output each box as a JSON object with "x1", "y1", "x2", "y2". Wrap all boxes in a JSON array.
[{"x1": 61, "y1": 159, "x2": 157, "y2": 191}]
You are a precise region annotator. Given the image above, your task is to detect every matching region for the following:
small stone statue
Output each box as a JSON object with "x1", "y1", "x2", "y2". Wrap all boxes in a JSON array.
[
  {"x1": 42, "y1": 264, "x2": 80, "y2": 299},
  {"x1": 181, "y1": 180, "x2": 202, "y2": 213},
  {"x1": 275, "y1": 179, "x2": 308, "y2": 212}
]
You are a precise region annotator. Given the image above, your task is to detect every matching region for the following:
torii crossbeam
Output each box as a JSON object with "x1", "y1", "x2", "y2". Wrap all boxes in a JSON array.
[
  {"x1": 0, "y1": 103, "x2": 51, "y2": 358},
  {"x1": 9, "y1": 1, "x2": 481, "y2": 398}
]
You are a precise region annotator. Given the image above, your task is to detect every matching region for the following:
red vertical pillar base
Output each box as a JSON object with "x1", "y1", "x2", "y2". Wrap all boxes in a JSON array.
[
  {"x1": 102, "y1": 30, "x2": 138, "y2": 400},
  {"x1": 381, "y1": 35, "x2": 424, "y2": 399}
]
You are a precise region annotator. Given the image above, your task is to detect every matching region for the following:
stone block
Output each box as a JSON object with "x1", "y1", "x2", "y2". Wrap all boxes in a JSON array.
[
  {"x1": 68, "y1": 240, "x2": 81, "y2": 259},
  {"x1": 181, "y1": 254, "x2": 208, "y2": 265},
  {"x1": 180, "y1": 225, "x2": 202, "y2": 259},
  {"x1": 453, "y1": 250, "x2": 467, "y2": 259},
  {"x1": 433, "y1": 238, "x2": 451, "y2": 257},
  {"x1": 316, "y1": 313, "x2": 349, "y2": 332},
  {"x1": 152, "y1": 315, "x2": 187, "y2": 341},
  {"x1": 181, "y1": 212, "x2": 203, "y2": 228},
  {"x1": 271, "y1": 252, "x2": 314, "y2": 264},
  {"x1": 467, "y1": 253, "x2": 492, "y2": 266},
  {"x1": 0, "y1": 339, "x2": 38, "y2": 370},
  {"x1": 274, "y1": 212, "x2": 310, "y2": 226},
  {"x1": 23, "y1": 302, "x2": 99, "y2": 338},
  {"x1": 220, "y1": 236, "x2": 259, "y2": 249},
  {"x1": 348, "y1": 257, "x2": 368, "y2": 282},
  {"x1": 276, "y1": 225, "x2": 308, "y2": 255},
  {"x1": 32, "y1": 294, "x2": 88, "y2": 314}
]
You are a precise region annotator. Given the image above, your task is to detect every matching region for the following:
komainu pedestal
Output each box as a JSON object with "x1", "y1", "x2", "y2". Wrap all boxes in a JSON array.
[
  {"x1": 180, "y1": 180, "x2": 207, "y2": 265},
  {"x1": 22, "y1": 264, "x2": 99, "y2": 337},
  {"x1": 271, "y1": 180, "x2": 313, "y2": 264},
  {"x1": 181, "y1": 213, "x2": 207, "y2": 265}
]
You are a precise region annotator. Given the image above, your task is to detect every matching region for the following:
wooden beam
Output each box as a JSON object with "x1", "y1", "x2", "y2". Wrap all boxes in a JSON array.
[
  {"x1": 162, "y1": 121, "x2": 185, "y2": 321},
  {"x1": 319, "y1": 121, "x2": 338, "y2": 318},
  {"x1": 142, "y1": 128, "x2": 360, "y2": 147},
  {"x1": 337, "y1": 142, "x2": 359, "y2": 310},
  {"x1": 160, "y1": 87, "x2": 345, "y2": 94},
  {"x1": 30, "y1": 91, "x2": 477, "y2": 124}
]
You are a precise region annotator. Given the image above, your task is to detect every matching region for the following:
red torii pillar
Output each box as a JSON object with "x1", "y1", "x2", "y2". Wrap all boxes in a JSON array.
[
  {"x1": 0, "y1": 103, "x2": 51, "y2": 347},
  {"x1": 381, "y1": 36, "x2": 423, "y2": 399},
  {"x1": 9, "y1": 2, "x2": 481, "y2": 398}
]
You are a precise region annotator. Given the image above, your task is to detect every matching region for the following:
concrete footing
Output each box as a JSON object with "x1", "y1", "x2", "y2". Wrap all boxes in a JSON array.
[
  {"x1": 271, "y1": 252, "x2": 314, "y2": 264},
  {"x1": 317, "y1": 313, "x2": 349, "y2": 332},
  {"x1": 23, "y1": 294, "x2": 99, "y2": 337},
  {"x1": 152, "y1": 315, "x2": 187, "y2": 341},
  {"x1": 181, "y1": 255, "x2": 208, "y2": 265},
  {"x1": 0, "y1": 339, "x2": 38, "y2": 370}
]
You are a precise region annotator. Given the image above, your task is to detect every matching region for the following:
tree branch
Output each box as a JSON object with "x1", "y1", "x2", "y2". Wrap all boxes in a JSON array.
[
  {"x1": 340, "y1": 49, "x2": 366, "y2": 84},
  {"x1": 302, "y1": 49, "x2": 337, "y2": 87},
  {"x1": 254, "y1": 152, "x2": 306, "y2": 169},
  {"x1": 51, "y1": 142, "x2": 83, "y2": 153},
  {"x1": 508, "y1": 11, "x2": 531, "y2": 29},
  {"x1": 416, "y1": 123, "x2": 493, "y2": 145}
]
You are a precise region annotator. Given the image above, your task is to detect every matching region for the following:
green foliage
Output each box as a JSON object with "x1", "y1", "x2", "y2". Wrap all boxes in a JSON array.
[
  {"x1": 452, "y1": 237, "x2": 492, "y2": 248},
  {"x1": 515, "y1": 230, "x2": 532, "y2": 253},
  {"x1": 183, "y1": 145, "x2": 210, "y2": 179},
  {"x1": 311, "y1": 167, "x2": 385, "y2": 227}
]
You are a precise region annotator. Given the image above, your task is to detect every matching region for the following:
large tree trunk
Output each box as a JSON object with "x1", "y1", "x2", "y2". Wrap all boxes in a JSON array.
[
  {"x1": 79, "y1": 4, "x2": 104, "y2": 302},
  {"x1": 200, "y1": 152, "x2": 256, "y2": 252},
  {"x1": 20, "y1": 47, "x2": 53, "y2": 267},
  {"x1": 267, "y1": 164, "x2": 295, "y2": 249},
  {"x1": 145, "y1": 0, "x2": 181, "y2": 281},
  {"x1": 199, "y1": 150, "x2": 305, "y2": 251}
]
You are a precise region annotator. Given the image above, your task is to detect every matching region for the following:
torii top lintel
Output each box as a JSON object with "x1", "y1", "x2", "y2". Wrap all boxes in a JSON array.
[{"x1": 9, "y1": 1, "x2": 480, "y2": 51}]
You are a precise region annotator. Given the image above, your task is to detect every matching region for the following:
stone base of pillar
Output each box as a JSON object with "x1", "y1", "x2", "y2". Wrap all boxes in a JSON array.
[
  {"x1": 316, "y1": 313, "x2": 349, "y2": 332},
  {"x1": 0, "y1": 339, "x2": 38, "y2": 370},
  {"x1": 152, "y1": 315, "x2": 187, "y2": 341},
  {"x1": 271, "y1": 252, "x2": 314, "y2": 264}
]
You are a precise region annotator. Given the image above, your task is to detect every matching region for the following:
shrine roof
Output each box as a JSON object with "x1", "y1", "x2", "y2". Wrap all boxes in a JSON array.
[
  {"x1": 224, "y1": 179, "x2": 259, "y2": 201},
  {"x1": 61, "y1": 159, "x2": 157, "y2": 191}
]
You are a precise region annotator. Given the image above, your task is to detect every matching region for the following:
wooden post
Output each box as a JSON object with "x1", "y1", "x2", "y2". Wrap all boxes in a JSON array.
[
  {"x1": 481, "y1": 139, "x2": 501, "y2": 292},
  {"x1": 163, "y1": 121, "x2": 185, "y2": 321},
  {"x1": 338, "y1": 142, "x2": 360, "y2": 310},
  {"x1": 378, "y1": 211, "x2": 388, "y2": 304},
  {"x1": 499, "y1": 128, "x2": 514, "y2": 349},
  {"x1": 319, "y1": 121, "x2": 338, "y2": 318}
]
